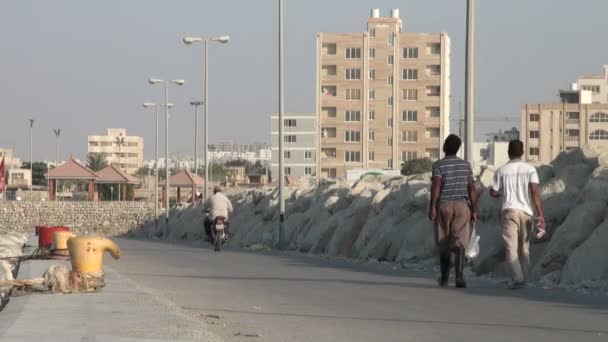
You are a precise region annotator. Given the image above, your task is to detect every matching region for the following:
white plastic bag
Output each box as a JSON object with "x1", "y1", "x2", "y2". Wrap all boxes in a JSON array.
[{"x1": 466, "y1": 225, "x2": 480, "y2": 261}]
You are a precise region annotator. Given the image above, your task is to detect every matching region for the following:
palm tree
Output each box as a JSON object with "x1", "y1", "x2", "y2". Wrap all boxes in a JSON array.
[{"x1": 87, "y1": 153, "x2": 109, "y2": 171}]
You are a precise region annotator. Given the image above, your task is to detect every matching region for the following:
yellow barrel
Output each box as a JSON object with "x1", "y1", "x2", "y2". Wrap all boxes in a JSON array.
[
  {"x1": 52, "y1": 231, "x2": 76, "y2": 251},
  {"x1": 67, "y1": 236, "x2": 121, "y2": 274}
]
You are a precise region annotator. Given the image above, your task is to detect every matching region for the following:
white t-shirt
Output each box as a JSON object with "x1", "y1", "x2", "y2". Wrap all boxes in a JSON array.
[{"x1": 491, "y1": 159, "x2": 540, "y2": 216}]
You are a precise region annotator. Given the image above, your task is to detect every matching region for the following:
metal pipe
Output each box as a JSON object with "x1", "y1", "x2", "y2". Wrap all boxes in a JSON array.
[
  {"x1": 204, "y1": 39, "x2": 209, "y2": 202},
  {"x1": 464, "y1": 0, "x2": 475, "y2": 162},
  {"x1": 29, "y1": 119, "x2": 34, "y2": 202},
  {"x1": 164, "y1": 81, "x2": 170, "y2": 222},
  {"x1": 155, "y1": 104, "x2": 159, "y2": 221}
]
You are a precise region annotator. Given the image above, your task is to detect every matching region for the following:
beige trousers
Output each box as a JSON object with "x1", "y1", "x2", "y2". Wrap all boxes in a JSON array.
[
  {"x1": 435, "y1": 201, "x2": 471, "y2": 253},
  {"x1": 501, "y1": 209, "x2": 533, "y2": 283}
]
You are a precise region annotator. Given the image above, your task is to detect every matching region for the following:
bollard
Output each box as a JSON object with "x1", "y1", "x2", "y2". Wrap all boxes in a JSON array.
[
  {"x1": 38, "y1": 226, "x2": 70, "y2": 249},
  {"x1": 51, "y1": 231, "x2": 76, "y2": 258},
  {"x1": 67, "y1": 236, "x2": 121, "y2": 274}
]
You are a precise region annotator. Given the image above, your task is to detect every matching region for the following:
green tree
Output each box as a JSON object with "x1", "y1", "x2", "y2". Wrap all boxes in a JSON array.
[
  {"x1": 135, "y1": 165, "x2": 151, "y2": 177},
  {"x1": 401, "y1": 158, "x2": 433, "y2": 176},
  {"x1": 87, "y1": 153, "x2": 109, "y2": 171},
  {"x1": 21, "y1": 162, "x2": 48, "y2": 186}
]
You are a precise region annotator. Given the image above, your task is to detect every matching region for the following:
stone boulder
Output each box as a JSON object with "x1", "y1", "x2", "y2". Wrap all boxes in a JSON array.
[{"x1": 560, "y1": 218, "x2": 608, "y2": 285}]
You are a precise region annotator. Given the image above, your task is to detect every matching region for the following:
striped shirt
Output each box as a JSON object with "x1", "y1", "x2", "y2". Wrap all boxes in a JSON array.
[{"x1": 432, "y1": 156, "x2": 473, "y2": 203}]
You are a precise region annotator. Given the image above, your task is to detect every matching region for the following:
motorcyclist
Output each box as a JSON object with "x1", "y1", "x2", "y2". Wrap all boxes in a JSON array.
[{"x1": 204, "y1": 185, "x2": 234, "y2": 241}]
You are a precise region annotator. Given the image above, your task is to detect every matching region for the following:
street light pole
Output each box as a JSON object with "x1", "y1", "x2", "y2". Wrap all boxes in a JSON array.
[
  {"x1": 149, "y1": 78, "x2": 185, "y2": 223},
  {"x1": 29, "y1": 119, "x2": 34, "y2": 202},
  {"x1": 278, "y1": 0, "x2": 286, "y2": 247},
  {"x1": 183, "y1": 34, "x2": 229, "y2": 201},
  {"x1": 53, "y1": 129, "x2": 61, "y2": 166},
  {"x1": 464, "y1": 0, "x2": 475, "y2": 163}
]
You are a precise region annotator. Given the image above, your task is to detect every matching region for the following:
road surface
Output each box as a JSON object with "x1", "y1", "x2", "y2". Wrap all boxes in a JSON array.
[{"x1": 108, "y1": 238, "x2": 608, "y2": 342}]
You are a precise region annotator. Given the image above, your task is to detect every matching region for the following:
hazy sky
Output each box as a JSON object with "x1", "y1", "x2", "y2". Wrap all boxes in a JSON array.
[{"x1": 1, "y1": 0, "x2": 606, "y2": 161}]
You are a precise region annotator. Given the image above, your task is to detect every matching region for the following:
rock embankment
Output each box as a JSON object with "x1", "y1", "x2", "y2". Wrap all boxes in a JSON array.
[{"x1": 137, "y1": 147, "x2": 608, "y2": 289}]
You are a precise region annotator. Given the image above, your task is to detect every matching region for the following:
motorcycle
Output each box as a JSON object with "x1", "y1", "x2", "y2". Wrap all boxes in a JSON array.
[{"x1": 211, "y1": 216, "x2": 228, "y2": 252}]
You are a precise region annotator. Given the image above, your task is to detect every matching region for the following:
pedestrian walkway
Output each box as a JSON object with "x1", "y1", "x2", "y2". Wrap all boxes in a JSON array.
[{"x1": 0, "y1": 257, "x2": 221, "y2": 341}]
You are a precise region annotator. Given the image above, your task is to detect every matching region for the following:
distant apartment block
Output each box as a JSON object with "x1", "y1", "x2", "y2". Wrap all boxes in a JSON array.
[
  {"x1": 88, "y1": 129, "x2": 143, "y2": 174},
  {"x1": 271, "y1": 112, "x2": 317, "y2": 178},
  {"x1": 208, "y1": 142, "x2": 270, "y2": 162},
  {"x1": 316, "y1": 8, "x2": 451, "y2": 179},
  {"x1": 0, "y1": 148, "x2": 22, "y2": 169},
  {"x1": 522, "y1": 65, "x2": 608, "y2": 163}
]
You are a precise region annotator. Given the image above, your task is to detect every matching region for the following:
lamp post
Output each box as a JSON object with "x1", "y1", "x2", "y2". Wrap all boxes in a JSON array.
[
  {"x1": 143, "y1": 102, "x2": 173, "y2": 222},
  {"x1": 53, "y1": 129, "x2": 61, "y2": 167},
  {"x1": 189, "y1": 101, "x2": 204, "y2": 177},
  {"x1": 182, "y1": 34, "x2": 230, "y2": 201},
  {"x1": 148, "y1": 78, "x2": 184, "y2": 223},
  {"x1": 278, "y1": 0, "x2": 286, "y2": 247},
  {"x1": 29, "y1": 119, "x2": 34, "y2": 202},
  {"x1": 464, "y1": 0, "x2": 475, "y2": 162}
]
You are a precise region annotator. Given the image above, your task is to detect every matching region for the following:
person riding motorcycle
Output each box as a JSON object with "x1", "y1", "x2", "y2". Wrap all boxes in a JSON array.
[{"x1": 204, "y1": 185, "x2": 234, "y2": 241}]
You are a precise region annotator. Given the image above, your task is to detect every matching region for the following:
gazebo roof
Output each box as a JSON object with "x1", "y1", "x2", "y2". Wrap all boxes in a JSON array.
[
  {"x1": 46, "y1": 157, "x2": 98, "y2": 180},
  {"x1": 95, "y1": 165, "x2": 140, "y2": 184},
  {"x1": 159, "y1": 170, "x2": 204, "y2": 187}
]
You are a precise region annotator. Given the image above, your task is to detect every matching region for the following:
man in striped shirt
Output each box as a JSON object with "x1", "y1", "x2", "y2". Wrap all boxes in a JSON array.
[{"x1": 429, "y1": 134, "x2": 478, "y2": 288}]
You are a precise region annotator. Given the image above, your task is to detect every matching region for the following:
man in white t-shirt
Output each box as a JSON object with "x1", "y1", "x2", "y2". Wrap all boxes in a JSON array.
[{"x1": 490, "y1": 140, "x2": 545, "y2": 289}]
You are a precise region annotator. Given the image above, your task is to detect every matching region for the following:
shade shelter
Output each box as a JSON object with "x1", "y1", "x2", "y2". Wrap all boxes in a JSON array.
[
  {"x1": 159, "y1": 170, "x2": 204, "y2": 206},
  {"x1": 45, "y1": 157, "x2": 98, "y2": 201},
  {"x1": 95, "y1": 164, "x2": 140, "y2": 201}
]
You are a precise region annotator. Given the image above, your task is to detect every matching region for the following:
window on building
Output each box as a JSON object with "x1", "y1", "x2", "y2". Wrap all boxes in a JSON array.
[
  {"x1": 426, "y1": 148, "x2": 440, "y2": 161},
  {"x1": 127, "y1": 142, "x2": 138, "y2": 147},
  {"x1": 529, "y1": 113, "x2": 540, "y2": 122},
  {"x1": 284, "y1": 119, "x2": 297, "y2": 127},
  {"x1": 590, "y1": 112, "x2": 608, "y2": 122},
  {"x1": 345, "y1": 130, "x2": 361, "y2": 142},
  {"x1": 427, "y1": 65, "x2": 441, "y2": 76},
  {"x1": 368, "y1": 151, "x2": 375, "y2": 161},
  {"x1": 529, "y1": 148, "x2": 540, "y2": 156},
  {"x1": 402, "y1": 130, "x2": 418, "y2": 142},
  {"x1": 345, "y1": 110, "x2": 361, "y2": 122},
  {"x1": 369, "y1": 48, "x2": 376, "y2": 59},
  {"x1": 428, "y1": 43, "x2": 441, "y2": 55},
  {"x1": 284, "y1": 151, "x2": 291, "y2": 159},
  {"x1": 305, "y1": 151, "x2": 313, "y2": 159},
  {"x1": 403, "y1": 89, "x2": 418, "y2": 101},
  {"x1": 402, "y1": 69, "x2": 418, "y2": 80},
  {"x1": 388, "y1": 55, "x2": 394, "y2": 65},
  {"x1": 322, "y1": 148, "x2": 337, "y2": 158},
  {"x1": 345, "y1": 151, "x2": 361, "y2": 163},
  {"x1": 322, "y1": 43, "x2": 337, "y2": 55},
  {"x1": 387, "y1": 117, "x2": 393, "y2": 127},
  {"x1": 402, "y1": 110, "x2": 417, "y2": 122},
  {"x1": 426, "y1": 128, "x2": 440, "y2": 138},
  {"x1": 305, "y1": 167, "x2": 313, "y2": 175},
  {"x1": 403, "y1": 47, "x2": 418, "y2": 59},
  {"x1": 426, "y1": 86, "x2": 440, "y2": 96},
  {"x1": 345, "y1": 68, "x2": 361, "y2": 80},
  {"x1": 284, "y1": 135, "x2": 297, "y2": 143},
  {"x1": 369, "y1": 28, "x2": 376, "y2": 38},
  {"x1": 387, "y1": 75, "x2": 394, "y2": 85},
  {"x1": 368, "y1": 130, "x2": 375, "y2": 141},
  {"x1": 369, "y1": 69, "x2": 376, "y2": 80},
  {"x1": 590, "y1": 130, "x2": 608, "y2": 140},
  {"x1": 388, "y1": 96, "x2": 394, "y2": 106},
  {"x1": 388, "y1": 137, "x2": 393, "y2": 147},
  {"x1": 345, "y1": 47, "x2": 361, "y2": 59},
  {"x1": 401, "y1": 151, "x2": 418, "y2": 162},
  {"x1": 368, "y1": 89, "x2": 376, "y2": 100},
  {"x1": 530, "y1": 131, "x2": 539, "y2": 139},
  {"x1": 369, "y1": 111, "x2": 375, "y2": 120},
  {"x1": 427, "y1": 106, "x2": 440, "y2": 118},
  {"x1": 345, "y1": 89, "x2": 361, "y2": 100},
  {"x1": 388, "y1": 159, "x2": 393, "y2": 168},
  {"x1": 566, "y1": 129, "x2": 579, "y2": 141},
  {"x1": 582, "y1": 85, "x2": 601, "y2": 93},
  {"x1": 322, "y1": 106, "x2": 337, "y2": 118},
  {"x1": 567, "y1": 112, "x2": 580, "y2": 121},
  {"x1": 285, "y1": 167, "x2": 292, "y2": 175},
  {"x1": 388, "y1": 34, "x2": 395, "y2": 46},
  {"x1": 322, "y1": 65, "x2": 337, "y2": 77},
  {"x1": 321, "y1": 127, "x2": 337, "y2": 138}
]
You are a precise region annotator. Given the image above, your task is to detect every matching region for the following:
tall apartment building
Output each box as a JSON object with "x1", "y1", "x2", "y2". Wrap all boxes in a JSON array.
[
  {"x1": 316, "y1": 8, "x2": 450, "y2": 179},
  {"x1": 88, "y1": 128, "x2": 144, "y2": 174},
  {"x1": 522, "y1": 65, "x2": 608, "y2": 163},
  {"x1": 271, "y1": 112, "x2": 316, "y2": 178}
]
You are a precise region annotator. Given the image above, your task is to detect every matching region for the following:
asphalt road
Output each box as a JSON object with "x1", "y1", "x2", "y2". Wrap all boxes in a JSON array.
[{"x1": 108, "y1": 238, "x2": 608, "y2": 342}]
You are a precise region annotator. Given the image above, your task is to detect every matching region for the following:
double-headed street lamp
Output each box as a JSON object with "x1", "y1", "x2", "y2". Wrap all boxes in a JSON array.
[
  {"x1": 148, "y1": 78, "x2": 184, "y2": 223},
  {"x1": 182, "y1": 35, "x2": 230, "y2": 201},
  {"x1": 143, "y1": 102, "x2": 173, "y2": 222}
]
